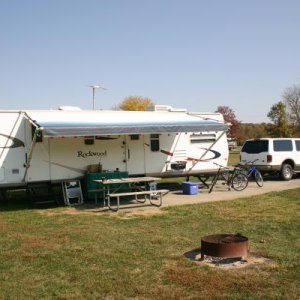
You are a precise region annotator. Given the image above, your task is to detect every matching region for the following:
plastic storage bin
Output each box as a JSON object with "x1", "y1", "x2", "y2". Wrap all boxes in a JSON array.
[{"x1": 182, "y1": 181, "x2": 199, "y2": 195}]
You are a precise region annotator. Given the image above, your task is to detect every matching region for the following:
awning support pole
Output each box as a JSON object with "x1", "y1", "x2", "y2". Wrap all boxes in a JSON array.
[
  {"x1": 21, "y1": 112, "x2": 44, "y2": 182},
  {"x1": 22, "y1": 127, "x2": 41, "y2": 183}
]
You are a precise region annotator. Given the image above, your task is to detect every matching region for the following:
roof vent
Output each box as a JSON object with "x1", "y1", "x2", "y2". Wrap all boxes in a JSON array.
[{"x1": 58, "y1": 106, "x2": 82, "y2": 111}]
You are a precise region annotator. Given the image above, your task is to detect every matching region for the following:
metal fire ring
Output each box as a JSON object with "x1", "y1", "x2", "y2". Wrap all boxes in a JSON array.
[{"x1": 201, "y1": 234, "x2": 249, "y2": 260}]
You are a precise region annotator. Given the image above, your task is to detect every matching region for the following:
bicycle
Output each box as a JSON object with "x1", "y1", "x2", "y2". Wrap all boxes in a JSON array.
[
  {"x1": 209, "y1": 163, "x2": 248, "y2": 193},
  {"x1": 237, "y1": 159, "x2": 263, "y2": 187}
]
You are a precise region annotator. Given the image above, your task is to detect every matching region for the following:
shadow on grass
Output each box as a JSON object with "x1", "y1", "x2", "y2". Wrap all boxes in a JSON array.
[{"x1": 0, "y1": 188, "x2": 64, "y2": 212}]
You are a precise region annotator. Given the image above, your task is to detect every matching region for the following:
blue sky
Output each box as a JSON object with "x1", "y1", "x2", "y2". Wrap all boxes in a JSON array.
[{"x1": 1, "y1": 0, "x2": 299, "y2": 123}]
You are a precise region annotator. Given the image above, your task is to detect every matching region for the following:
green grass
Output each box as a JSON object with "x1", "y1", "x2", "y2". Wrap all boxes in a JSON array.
[
  {"x1": 0, "y1": 188, "x2": 299, "y2": 299},
  {"x1": 229, "y1": 148, "x2": 241, "y2": 166}
]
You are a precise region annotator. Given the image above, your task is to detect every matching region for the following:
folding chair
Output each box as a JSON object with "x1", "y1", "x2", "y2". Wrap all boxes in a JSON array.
[{"x1": 62, "y1": 180, "x2": 84, "y2": 206}]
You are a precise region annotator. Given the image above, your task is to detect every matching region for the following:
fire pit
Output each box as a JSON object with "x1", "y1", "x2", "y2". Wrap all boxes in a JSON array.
[{"x1": 201, "y1": 234, "x2": 249, "y2": 260}]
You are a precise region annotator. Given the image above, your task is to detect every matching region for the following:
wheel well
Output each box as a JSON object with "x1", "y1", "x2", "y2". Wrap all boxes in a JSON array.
[{"x1": 282, "y1": 159, "x2": 295, "y2": 169}]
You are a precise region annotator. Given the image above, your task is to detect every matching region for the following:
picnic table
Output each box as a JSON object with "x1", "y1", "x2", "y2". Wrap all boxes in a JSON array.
[{"x1": 93, "y1": 176, "x2": 169, "y2": 211}]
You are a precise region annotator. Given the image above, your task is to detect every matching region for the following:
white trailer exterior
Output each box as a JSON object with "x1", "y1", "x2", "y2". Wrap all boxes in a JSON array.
[{"x1": 0, "y1": 106, "x2": 229, "y2": 188}]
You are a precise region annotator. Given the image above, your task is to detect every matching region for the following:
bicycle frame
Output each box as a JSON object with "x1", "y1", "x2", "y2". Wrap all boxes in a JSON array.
[{"x1": 246, "y1": 165, "x2": 257, "y2": 178}]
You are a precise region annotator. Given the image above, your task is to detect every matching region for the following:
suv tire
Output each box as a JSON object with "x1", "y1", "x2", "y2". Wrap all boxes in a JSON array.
[{"x1": 281, "y1": 163, "x2": 293, "y2": 181}]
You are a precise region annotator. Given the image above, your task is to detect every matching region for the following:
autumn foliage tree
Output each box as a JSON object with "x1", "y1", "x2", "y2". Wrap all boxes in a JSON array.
[
  {"x1": 119, "y1": 96, "x2": 154, "y2": 111},
  {"x1": 215, "y1": 106, "x2": 241, "y2": 140},
  {"x1": 267, "y1": 101, "x2": 292, "y2": 137}
]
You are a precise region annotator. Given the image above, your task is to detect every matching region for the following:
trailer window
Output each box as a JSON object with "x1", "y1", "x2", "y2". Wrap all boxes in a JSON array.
[
  {"x1": 84, "y1": 137, "x2": 94, "y2": 145},
  {"x1": 130, "y1": 135, "x2": 139, "y2": 140},
  {"x1": 190, "y1": 134, "x2": 216, "y2": 144},
  {"x1": 150, "y1": 134, "x2": 159, "y2": 151}
]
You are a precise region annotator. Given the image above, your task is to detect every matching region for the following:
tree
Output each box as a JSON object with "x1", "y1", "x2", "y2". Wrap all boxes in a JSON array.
[
  {"x1": 238, "y1": 123, "x2": 269, "y2": 144},
  {"x1": 215, "y1": 106, "x2": 241, "y2": 140},
  {"x1": 118, "y1": 96, "x2": 154, "y2": 111},
  {"x1": 267, "y1": 101, "x2": 292, "y2": 137},
  {"x1": 282, "y1": 84, "x2": 300, "y2": 133}
]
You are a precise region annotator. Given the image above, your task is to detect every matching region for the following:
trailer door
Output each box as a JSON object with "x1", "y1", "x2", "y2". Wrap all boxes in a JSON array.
[{"x1": 125, "y1": 135, "x2": 146, "y2": 175}]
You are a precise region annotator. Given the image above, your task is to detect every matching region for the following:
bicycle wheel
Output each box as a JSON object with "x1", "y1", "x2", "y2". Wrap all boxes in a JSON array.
[
  {"x1": 253, "y1": 170, "x2": 263, "y2": 187},
  {"x1": 231, "y1": 173, "x2": 248, "y2": 191}
]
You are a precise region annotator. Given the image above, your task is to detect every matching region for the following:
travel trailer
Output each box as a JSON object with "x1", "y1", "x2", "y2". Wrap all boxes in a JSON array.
[{"x1": 0, "y1": 105, "x2": 229, "y2": 189}]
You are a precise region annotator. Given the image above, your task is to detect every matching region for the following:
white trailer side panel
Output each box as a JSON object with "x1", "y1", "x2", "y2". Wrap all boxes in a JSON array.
[
  {"x1": 26, "y1": 140, "x2": 51, "y2": 182},
  {"x1": 0, "y1": 112, "x2": 27, "y2": 186},
  {"x1": 142, "y1": 130, "x2": 228, "y2": 177},
  {"x1": 27, "y1": 136, "x2": 127, "y2": 182},
  {"x1": 144, "y1": 133, "x2": 179, "y2": 174}
]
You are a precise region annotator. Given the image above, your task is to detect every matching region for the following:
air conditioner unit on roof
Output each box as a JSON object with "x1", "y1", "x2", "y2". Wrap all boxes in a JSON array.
[
  {"x1": 147, "y1": 105, "x2": 173, "y2": 111},
  {"x1": 147, "y1": 105, "x2": 187, "y2": 112}
]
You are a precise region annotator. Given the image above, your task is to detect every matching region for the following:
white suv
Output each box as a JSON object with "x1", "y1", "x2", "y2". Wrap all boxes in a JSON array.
[{"x1": 240, "y1": 138, "x2": 300, "y2": 180}]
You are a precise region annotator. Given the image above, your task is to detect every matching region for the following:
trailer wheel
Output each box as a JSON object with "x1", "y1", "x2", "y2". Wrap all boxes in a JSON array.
[{"x1": 280, "y1": 163, "x2": 293, "y2": 181}]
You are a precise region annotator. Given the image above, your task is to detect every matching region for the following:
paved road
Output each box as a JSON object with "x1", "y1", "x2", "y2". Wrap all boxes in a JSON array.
[{"x1": 161, "y1": 177, "x2": 300, "y2": 208}]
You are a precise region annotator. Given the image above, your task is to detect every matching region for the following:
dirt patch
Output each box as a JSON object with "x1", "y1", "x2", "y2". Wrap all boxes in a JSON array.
[
  {"x1": 37, "y1": 205, "x2": 103, "y2": 216},
  {"x1": 184, "y1": 248, "x2": 270, "y2": 269},
  {"x1": 37, "y1": 204, "x2": 165, "y2": 218},
  {"x1": 113, "y1": 209, "x2": 166, "y2": 219}
]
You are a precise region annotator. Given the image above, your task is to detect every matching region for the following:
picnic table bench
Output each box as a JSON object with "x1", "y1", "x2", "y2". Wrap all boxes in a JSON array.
[{"x1": 107, "y1": 189, "x2": 169, "y2": 211}]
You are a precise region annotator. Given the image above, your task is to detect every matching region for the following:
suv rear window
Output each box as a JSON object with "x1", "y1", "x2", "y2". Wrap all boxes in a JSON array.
[
  {"x1": 273, "y1": 140, "x2": 293, "y2": 152},
  {"x1": 241, "y1": 140, "x2": 268, "y2": 154}
]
